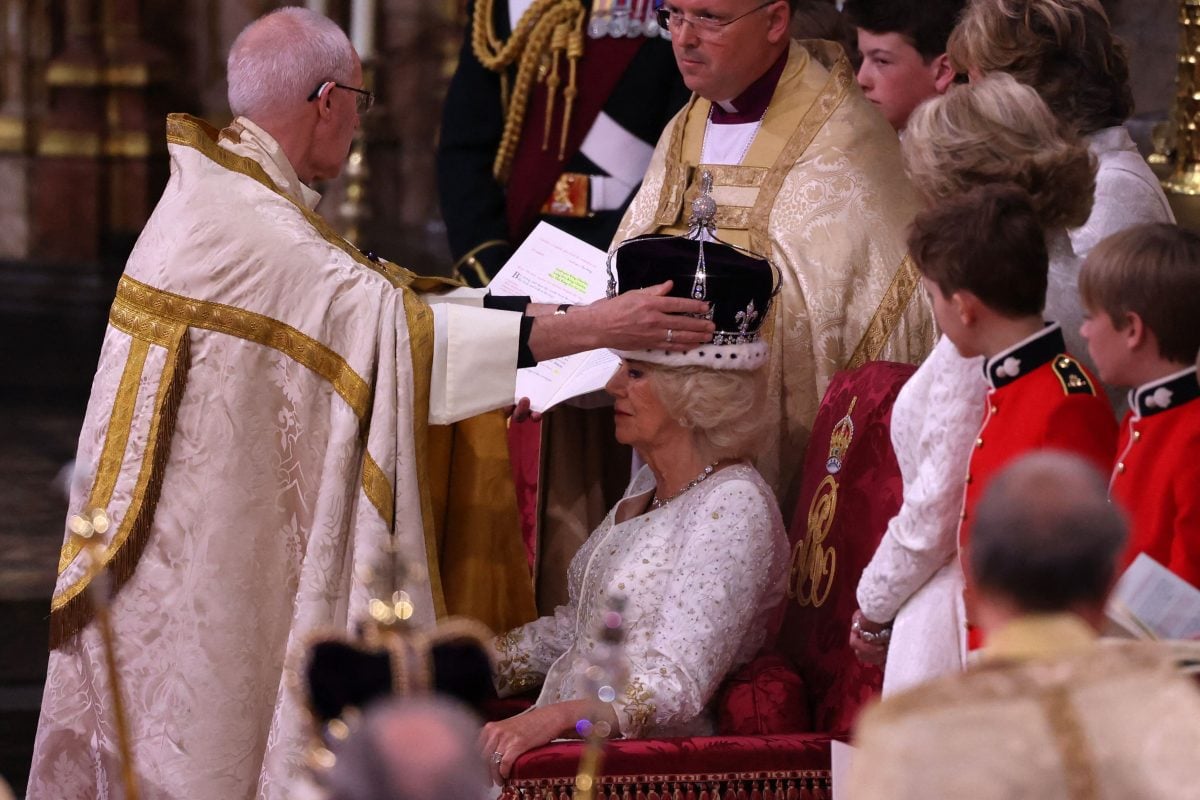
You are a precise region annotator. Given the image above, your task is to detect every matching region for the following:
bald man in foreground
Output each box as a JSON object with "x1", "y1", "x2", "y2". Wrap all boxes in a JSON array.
[{"x1": 850, "y1": 452, "x2": 1200, "y2": 800}]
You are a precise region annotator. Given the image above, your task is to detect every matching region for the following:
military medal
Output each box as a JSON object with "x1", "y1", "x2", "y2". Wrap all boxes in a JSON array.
[
  {"x1": 609, "y1": 0, "x2": 630, "y2": 37},
  {"x1": 588, "y1": 0, "x2": 613, "y2": 37}
]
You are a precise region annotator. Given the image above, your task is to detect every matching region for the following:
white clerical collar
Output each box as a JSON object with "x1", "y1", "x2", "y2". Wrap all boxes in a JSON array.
[
  {"x1": 715, "y1": 99, "x2": 738, "y2": 114},
  {"x1": 224, "y1": 116, "x2": 323, "y2": 211}
]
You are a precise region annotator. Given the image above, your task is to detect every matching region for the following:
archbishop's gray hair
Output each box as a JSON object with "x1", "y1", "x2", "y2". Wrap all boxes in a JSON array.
[{"x1": 227, "y1": 7, "x2": 356, "y2": 120}]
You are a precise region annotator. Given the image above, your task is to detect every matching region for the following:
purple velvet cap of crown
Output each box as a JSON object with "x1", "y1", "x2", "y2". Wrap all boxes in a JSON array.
[{"x1": 607, "y1": 234, "x2": 776, "y2": 370}]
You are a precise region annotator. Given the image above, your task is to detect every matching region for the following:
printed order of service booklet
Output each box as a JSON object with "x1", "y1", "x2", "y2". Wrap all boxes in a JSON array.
[
  {"x1": 489, "y1": 222, "x2": 621, "y2": 413},
  {"x1": 1105, "y1": 553, "x2": 1200, "y2": 640}
]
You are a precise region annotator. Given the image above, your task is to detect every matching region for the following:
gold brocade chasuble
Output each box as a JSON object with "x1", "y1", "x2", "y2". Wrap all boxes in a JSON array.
[
  {"x1": 616, "y1": 40, "x2": 935, "y2": 511},
  {"x1": 30, "y1": 114, "x2": 532, "y2": 800}
]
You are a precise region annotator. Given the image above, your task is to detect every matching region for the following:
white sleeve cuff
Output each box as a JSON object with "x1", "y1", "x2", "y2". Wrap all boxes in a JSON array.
[
  {"x1": 422, "y1": 286, "x2": 488, "y2": 308},
  {"x1": 429, "y1": 304, "x2": 519, "y2": 424}
]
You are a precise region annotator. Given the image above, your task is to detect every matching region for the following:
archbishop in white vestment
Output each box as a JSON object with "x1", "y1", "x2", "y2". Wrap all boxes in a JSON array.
[{"x1": 27, "y1": 114, "x2": 523, "y2": 800}]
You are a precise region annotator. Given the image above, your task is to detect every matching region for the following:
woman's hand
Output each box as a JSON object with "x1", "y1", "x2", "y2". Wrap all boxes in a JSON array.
[
  {"x1": 478, "y1": 699, "x2": 617, "y2": 785},
  {"x1": 507, "y1": 397, "x2": 542, "y2": 424},
  {"x1": 478, "y1": 703, "x2": 575, "y2": 785},
  {"x1": 849, "y1": 609, "x2": 892, "y2": 667}
]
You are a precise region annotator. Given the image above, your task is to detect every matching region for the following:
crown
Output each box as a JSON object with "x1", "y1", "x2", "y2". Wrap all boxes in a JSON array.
[
  {"x1": 605, "y1": 213, "x2": 779, "y2": 369},
  {"x1": 825, "y1": 397, "x2": 857, "y2": 475}
]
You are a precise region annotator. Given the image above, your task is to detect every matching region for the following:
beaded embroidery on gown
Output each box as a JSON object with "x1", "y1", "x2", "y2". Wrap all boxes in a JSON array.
[{"x1": 494, "y1": 463, "x2": 789, "y2": 736}]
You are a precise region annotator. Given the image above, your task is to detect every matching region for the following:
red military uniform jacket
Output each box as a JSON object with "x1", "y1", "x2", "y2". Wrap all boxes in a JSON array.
[
  {"x1": 959, "y1": 324, "x2": 1118, "y2": 545},
  {"x1": 958, "y1": 324, "x2": 1118, "y2": 648},
  {"x1": 1110, "y1": 366, "x2": 1200, "y2": 588}
]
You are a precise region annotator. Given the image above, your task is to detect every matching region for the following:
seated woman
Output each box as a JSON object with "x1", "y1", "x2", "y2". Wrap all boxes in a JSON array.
[{"x1": 481, "y1": 233, "x2": 790, "y2": 782}]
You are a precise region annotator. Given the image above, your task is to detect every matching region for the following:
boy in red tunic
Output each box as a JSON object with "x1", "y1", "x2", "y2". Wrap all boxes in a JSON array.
[
  {"x1": 1079, "y1": 223, "x2": 1200, "y2": 588},
  {"x1": 908, "y1": 185, "x2": 1118, "y2": 645}
]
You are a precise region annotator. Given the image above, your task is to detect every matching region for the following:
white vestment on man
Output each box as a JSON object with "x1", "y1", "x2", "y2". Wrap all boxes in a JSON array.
[{"x1": 28, "y1": 114, "x2": 520, "y2": 800}]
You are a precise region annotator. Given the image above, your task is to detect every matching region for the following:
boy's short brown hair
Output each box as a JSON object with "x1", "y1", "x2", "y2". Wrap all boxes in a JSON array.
[
  {"x1": 909, "y1": 183, "x2": 1047, "y2": 318},
  {"x1": 1079, "y1": 223, "x2": 1200, "y2": 364}
]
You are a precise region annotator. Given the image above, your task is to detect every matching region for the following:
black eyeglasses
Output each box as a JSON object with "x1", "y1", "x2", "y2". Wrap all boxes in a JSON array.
[
  {"x1": 307, "y1": 81, "x2": 375, "y2": 114},
  {"x1": 655, "y1": 1, "x2": 778, "y2": 38}
]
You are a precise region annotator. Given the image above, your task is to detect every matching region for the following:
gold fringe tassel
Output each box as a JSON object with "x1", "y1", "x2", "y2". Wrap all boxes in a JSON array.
[
  {"x1": 503, "y1": 772, "x2": 832, "y2": 800},
  {"x1": 470, "y1": 0, "x2": 586, "y2": 184},
  {"x1": 49, "y1": 328, "x2": 191, "y2": 648}
]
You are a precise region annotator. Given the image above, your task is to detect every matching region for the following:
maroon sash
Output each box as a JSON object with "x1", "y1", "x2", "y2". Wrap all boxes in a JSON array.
[{"x1": 504, "y1": 35, "x2": 646, "y2": 242}]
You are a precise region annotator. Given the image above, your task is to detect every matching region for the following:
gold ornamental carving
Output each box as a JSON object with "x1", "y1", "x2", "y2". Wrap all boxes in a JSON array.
[
  {"x1": 0, "y1": 116, "x2": 26, "y2": 153},
  {"x1": 788, "y1": 396, "x2": 859, "y2": 608},
  {"x1": 36, "y1": 129, "x2": 153, "y2": 158},
  {"x1": 788, "y1": 474, "x2": 838, "y2": 608},
  {"x1": 45, "y1": 61, "x2": 152, "y2": 88},
  {"x1": 1164, "y1": 0, "x2": 1200, "y2": 195}
]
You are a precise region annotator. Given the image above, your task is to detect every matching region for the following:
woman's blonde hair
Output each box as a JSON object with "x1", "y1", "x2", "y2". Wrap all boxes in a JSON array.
[
  {"x1": 644, "y1": 363, "x2": 768, "y2": 462},
  {"x1": 902, "y1": 73, "x2": 1095, "y2": 229},
  {"x1": 946, "y1": 0, "x2": 1132, "y2": 135}
]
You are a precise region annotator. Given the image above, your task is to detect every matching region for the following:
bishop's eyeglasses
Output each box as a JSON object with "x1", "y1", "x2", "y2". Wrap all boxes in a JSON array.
[
  {"x1": 654, "y1": 1, "x2": 779, "y2": 37},
  {"x1": 307, "y1": 81, "x2": 375, "y2": 114}
]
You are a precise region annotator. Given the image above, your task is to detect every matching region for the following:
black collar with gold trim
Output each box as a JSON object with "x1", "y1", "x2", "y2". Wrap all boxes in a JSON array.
[
  {"x1": 983, "y1": 323, "x2": 1065, "y2": 390},
  {"x1": 1129, "y1": 366, "x2": 1200, "y2": 419}
]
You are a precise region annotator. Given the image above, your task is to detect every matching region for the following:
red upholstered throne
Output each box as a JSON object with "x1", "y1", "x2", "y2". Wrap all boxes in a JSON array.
[{"x1": 502, "y1": 361, "x2": 917, "y2": 799}]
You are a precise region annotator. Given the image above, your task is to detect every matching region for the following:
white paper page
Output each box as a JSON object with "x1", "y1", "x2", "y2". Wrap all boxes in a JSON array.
[
  {"x1": 831, "y1": 740, "x2": 857, "y2": 800},
  {"x1": 491, "y1": 223, "x2": 614, "y2": 411},
  {"x1": 490, "y1": 222, "x2": 610, "y2": 303},
  {"x1": 1107, "y1": 553, "x2": 1200, "y2": 640},
  {"x1": 549, "y1": 349, "x2": 621, "y2": 408}
]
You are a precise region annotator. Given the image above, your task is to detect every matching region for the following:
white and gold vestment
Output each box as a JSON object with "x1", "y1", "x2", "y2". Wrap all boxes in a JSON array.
[{"x1": 29, "y1": 115, "x2": 527, "y2": 799}]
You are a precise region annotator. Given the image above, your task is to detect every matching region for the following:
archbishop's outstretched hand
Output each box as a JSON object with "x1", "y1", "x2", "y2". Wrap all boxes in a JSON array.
[{"x1": 527, "y1": 281, "x2": 714, "y2": 363}]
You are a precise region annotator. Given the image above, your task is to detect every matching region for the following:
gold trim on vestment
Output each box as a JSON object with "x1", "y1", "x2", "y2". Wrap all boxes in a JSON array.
[
  {"x1": 651, "y1": 94, "x2": 698, "y2": 226},
  {"x1": 361, "y1": 454, "x2": 395, "y2": 534},
  {"x1": 167, "y1": 116, "x2": 455, "y2": 616},
  {"x1": 166, "y1": 114, "x2": 459, "y2": 296},
  {"x1": 401, "y1": 289, "x2": 448, "y2": 618},
  {"x1": 51, "y1": 323, "x2": 190, "y2": 648},
  {"x1": 51, "y1": 116, "x2": 457, "y2": 645},
  {"x1": 1040, "y1": 686, "x2": 1100, "y2": 800},
  {"x1": 846, "y1": 255, "x2": 922, "y2": 369},
  {"x1": 114, "y1": 276, "x2": 374, "y2": 427},
  {"x1": 749, "y1": 46, "x2": 851, "y2": 253},
  {"x1": 695, "y1": 164, "x2": 766, "y2": 188},
  {"x1": 57, "y1": 337, "x2": 151, "y2": 574}
]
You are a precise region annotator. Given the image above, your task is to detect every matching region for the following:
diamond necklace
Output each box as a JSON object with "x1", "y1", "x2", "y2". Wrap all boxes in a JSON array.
[{"x1": 650, "y1": 460, "x2": 722, "y2": 509}]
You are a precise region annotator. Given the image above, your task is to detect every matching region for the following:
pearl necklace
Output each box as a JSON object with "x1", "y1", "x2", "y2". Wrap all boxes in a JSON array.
[{"x1": 650, "y1": 461, "x2": 722, "y2": 509}]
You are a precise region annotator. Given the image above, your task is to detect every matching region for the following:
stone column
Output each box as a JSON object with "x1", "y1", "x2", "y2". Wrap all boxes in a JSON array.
[
  {"x1": 31, "y1": 0, "x2": 108, "y2": 262},
  {"x1": 0, "y1": 0, "x2": 31, "y2": 257}
]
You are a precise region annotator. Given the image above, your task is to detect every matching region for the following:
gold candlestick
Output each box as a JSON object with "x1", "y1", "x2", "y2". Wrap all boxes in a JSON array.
[
  {"x1": 1161, "y1": 1, "x2": 1200, "y2": 226},
  {"x1": 1164, "y1": 0, "x2": 1200, "y2": 196}
]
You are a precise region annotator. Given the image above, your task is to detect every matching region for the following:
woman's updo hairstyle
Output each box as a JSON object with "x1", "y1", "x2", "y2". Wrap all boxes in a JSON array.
[{"x1": 902, "y1": 73, "x2": 1096, "y2": 230}]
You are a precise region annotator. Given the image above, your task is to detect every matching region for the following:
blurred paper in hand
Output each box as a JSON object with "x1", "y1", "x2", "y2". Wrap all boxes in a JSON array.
[
  {"x1": 1106, "y1": 553, "x2": 1200, "y2": 640},
  {"x1": 490, "y1": 223, "x2": 620, "y2": 412}
]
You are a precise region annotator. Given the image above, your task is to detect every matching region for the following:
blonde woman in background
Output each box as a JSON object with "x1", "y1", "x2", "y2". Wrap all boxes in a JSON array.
[
  {"x1": 948, "y1": 0, "x2": 1174, "y2": 386},
  {"x1": 852, "y1": 74, "x2": 1096, "y2": 694}
]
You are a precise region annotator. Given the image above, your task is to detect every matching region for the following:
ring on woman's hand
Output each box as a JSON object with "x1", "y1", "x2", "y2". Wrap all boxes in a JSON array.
[
  {"x1": 491, "y1": 751, "x2": 504, "y2": 765},
  {"x1": 666, "y1": 328, "x2": 674, "y2": 343}
]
